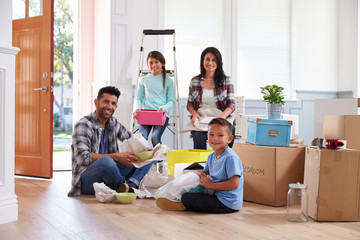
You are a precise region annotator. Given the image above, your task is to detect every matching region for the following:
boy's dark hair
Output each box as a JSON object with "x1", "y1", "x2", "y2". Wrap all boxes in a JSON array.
[
  {"x1": 97, "y1": 86, "x2": 121, "y2": 100},
  {"x1": 209, "y1": 118, "x2": 232, "y2": 135}
]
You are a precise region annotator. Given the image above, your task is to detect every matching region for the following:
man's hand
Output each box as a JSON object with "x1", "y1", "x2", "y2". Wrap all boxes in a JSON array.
[{"x1": 114, "y1": 152, "x2": 140, "y2": 166}]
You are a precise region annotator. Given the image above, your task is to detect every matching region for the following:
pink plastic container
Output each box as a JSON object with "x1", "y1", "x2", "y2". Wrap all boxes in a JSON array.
[{"x1": 137, "y1": 109, "x2": 166, "y2": 126}]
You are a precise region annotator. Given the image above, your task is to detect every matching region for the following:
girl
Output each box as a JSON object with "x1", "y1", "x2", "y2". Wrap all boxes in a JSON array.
[{"x1": 133, "y1": 51, "x2": 176, "y2": 147}]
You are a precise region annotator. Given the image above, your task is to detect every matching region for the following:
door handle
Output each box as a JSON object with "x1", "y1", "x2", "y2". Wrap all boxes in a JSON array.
[{"x1": 34, "y1": 85, "x2": 48, "y2": 93}]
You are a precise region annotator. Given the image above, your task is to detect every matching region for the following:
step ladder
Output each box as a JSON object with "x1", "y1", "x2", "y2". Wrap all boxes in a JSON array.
[{"x1": 130, "y1": 29, "x2": 183, "y2": 149}]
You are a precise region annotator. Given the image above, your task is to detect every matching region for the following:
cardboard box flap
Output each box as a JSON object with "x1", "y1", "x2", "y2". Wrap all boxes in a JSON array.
[
  {"x1": 323, "y1": 115, "x2": 360, "y2": 150},
  {"x1": 183, "y1": 162, "x2": 206, "y2": 171},
  {"x1": 323, "y1": 115, "x2": 345, "y2": 139}
]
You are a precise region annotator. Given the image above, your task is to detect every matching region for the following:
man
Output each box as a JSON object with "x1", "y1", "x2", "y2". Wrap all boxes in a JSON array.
[{"x1": 68, "y1": 86, "x2": 156, "y2": 196}]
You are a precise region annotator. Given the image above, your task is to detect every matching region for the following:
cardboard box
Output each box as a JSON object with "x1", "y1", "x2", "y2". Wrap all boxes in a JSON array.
[
  {"x1": 183, "y1": 162, "x2": 206, "y2": 174},
  {"x1": 137, "y1": 109, "x2": 166, "y2": 126},
  {"x1": 304, "y1": 147, "x2": 360, "y2": 221},
  {"x1": 314, "y1": 98, "x2": 360, "y2": 138},
  {"x1": 233, "y1": 143, "x2": 305, "y2": 206},
  {"x1": 323, "y1": 115, "x2": 360, "y2": 150},
  {"x1": 166, "y1": 149, "x2": 213, "y2": 175},
  {"x1": 247, "y1": 118, "x2": 292, "y2": 147}
]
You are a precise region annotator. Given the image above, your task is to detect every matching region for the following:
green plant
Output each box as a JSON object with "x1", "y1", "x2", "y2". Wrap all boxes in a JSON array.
[
  {"x1": 260, "y1": 84, "x2": 285, "y2": 105},
  {"x1": 54, "y1": 113, "x2": 60, "y2": 127}
]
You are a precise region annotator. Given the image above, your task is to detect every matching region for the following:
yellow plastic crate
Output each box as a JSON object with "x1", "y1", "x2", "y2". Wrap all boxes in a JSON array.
[{"x1": 166, "y1": 149, "x2": 213, "y2": 175}]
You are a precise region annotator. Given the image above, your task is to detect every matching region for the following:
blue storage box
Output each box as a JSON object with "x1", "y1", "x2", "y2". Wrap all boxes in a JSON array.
[{"x1": 247, "y1": 118, "x2": 292, "y2": 147}]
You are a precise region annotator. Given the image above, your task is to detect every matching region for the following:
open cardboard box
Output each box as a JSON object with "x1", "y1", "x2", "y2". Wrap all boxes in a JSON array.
[
  {"x1": 183, "y1": 162, "x2": 206, "y2": 174},
  {"x1": 304, "y1": 147, "x2": 360, "y2": 221},
  {"x1": 233, "y1": 143, "x2": 305, "y2": 206},
  {"x1": 323, "y1": 115, "x2": 360, "y2": 150}
]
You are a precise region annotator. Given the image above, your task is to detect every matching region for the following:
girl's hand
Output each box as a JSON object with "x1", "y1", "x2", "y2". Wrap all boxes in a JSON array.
[
  {"x1": 199, "y1": 175, "x2": 212, "y2": 188},
  {"x1": 133, "y1": 110, "x2": 138, "y2": 120},
  {"x1": 157, "y1": 108, "x2": 163, "y2": 112},
  {"x1": 191, "y1": 112, "x2": 200, "y2": 126}
]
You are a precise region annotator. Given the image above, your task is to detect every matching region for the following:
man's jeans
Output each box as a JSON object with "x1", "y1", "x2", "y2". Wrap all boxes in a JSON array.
[{"x1": 81, "y1": 156, "x2": 156, "y2": 194}]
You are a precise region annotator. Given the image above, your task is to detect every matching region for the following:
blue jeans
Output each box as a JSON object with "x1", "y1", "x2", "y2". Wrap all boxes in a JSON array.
[
  {"x1": 80, "y1": 156, "x2": 156, "y2": 194},
  {"x1": 139, "y1": 117, "x2": 169, "y2": 147},
  {"x1": 181, "y1": 192, "x2": 237, "y2": 213},
  {"x1": 190, "y1": 126, "x2": 236, "y2": 149}
]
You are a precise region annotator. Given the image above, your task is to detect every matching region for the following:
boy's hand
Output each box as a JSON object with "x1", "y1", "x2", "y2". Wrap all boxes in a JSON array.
[
  {"x1": 197, "y1": 170, "x2": 207, "y2": 177},
  {"x1": 199, "y1": 175, "x2": 212, "y2": 188}
]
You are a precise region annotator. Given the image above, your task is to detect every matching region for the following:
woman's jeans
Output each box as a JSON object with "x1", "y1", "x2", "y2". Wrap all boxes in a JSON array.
[
  {"x1": 181, "y1": 192, "x2": 237, "y2": 213},
  {"x1": 191, "y1": 125, "x2": 236, "y2": 149},
  {"x1": 81, "y1": 156, "x2": 156, "y2": 194},
  {"x1": 139, "y1": 117, "x2": 169, "y2": 147}
]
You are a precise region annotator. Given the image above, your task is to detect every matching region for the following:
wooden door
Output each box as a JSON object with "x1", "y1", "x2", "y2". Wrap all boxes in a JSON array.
[{"x1": 13, "y1": 0, "x2": 54, "y2": 178}]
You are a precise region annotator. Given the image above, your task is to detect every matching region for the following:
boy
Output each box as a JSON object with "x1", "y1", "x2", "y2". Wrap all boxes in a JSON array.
[{"x1": 156, "y1": 118, "x2": 243, "y2": 213}]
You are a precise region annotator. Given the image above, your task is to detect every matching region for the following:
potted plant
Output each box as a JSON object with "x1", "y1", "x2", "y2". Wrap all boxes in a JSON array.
[{"x1": 260, "y1": 84, "x2": 285, "y2": 119}]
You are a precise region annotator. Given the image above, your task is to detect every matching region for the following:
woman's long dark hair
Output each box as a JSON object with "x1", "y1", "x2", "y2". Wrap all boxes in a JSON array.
[
  {"x1": 198, "y1": 47, "x2": 226, "y2": 87},
  {"x1": 147, "y1": 51, "x2": 166, "y2": 90}
]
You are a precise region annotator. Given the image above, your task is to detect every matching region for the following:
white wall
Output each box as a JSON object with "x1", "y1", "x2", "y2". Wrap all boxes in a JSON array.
[
  {"x1": 131, "y1": 0, "x2": 162, "y2": 85},
  {"x1": 93, "y1": 0, "x2": 111, "y2": 92},
  {"x1": 0, "y1": 0, "x2": 19, "y2": 225},
  {"x1": 292, "y1": 0, "x2": 338, "y2": 92},
  {"x1": 337, "y1": 0, "x2": 358, "y2": 94}
]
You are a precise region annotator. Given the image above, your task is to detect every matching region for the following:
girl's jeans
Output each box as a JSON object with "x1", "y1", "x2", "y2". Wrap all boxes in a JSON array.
[
  {"x1": 138, "y1": 117, "x2": 169, "y2": 147},
  {"x1": 81, "y1": 156, "x2": 156, "y2": 194}
]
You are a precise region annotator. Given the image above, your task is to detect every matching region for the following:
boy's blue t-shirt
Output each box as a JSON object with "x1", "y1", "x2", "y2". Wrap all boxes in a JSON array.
[{"x1": 204, "y1": 147, "x2": 244, "y2": 210}]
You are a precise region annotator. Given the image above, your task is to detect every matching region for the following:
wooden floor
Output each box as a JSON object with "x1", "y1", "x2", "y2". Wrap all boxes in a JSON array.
[{"x1": 1, "y1": 171, "x2": 360, "y2": 240}]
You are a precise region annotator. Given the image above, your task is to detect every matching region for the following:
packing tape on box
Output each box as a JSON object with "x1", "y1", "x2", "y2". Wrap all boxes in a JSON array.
[{"x1": 174, "y1": 163, "x2": 193, "y2": 178}]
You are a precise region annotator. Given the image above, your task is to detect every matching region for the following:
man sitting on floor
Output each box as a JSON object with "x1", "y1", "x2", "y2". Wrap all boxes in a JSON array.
[{"x1": 68, "y1": 86, "x2": 156, "y2": 196}]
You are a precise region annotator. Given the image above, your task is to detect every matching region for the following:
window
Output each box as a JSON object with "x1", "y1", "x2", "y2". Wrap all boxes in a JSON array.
[
  {"x1": 163, "y1": 0, "x2": 290, "y2": 100},
  {"x1": 164, "y1": 0, "x2": 225, "y2": 98},
  {"x1": 237, "y1": 0, "x2": 290, "y2": 99}
]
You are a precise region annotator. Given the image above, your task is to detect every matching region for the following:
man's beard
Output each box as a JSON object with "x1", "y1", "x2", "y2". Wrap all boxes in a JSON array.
[{"x1": 98, "y1": 107, "x2": 113, "y2": 120}]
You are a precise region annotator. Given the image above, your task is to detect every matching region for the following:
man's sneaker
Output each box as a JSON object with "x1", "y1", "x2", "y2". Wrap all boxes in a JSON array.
[
  {"x1": 116, "y1": 183, "x2": 130, "y2": 193},
  {"x1": 156, "y1": 197, "x2": 186, "y2": 211}
]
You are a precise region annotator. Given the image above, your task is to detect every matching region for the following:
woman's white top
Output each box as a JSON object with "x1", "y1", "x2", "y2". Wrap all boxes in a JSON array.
[{"x1": 202, "y1": 89, "x2": 217, "y2": 109}]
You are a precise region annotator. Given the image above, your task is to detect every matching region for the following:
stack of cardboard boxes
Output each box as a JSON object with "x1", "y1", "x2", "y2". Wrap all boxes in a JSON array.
[
  {"x1": 233, "y1": 117, "x2": 304, "y2": 207},
  {"x1": 304, "y1": 115, "x2": 360, "y2": 221},
  {"x1": 233, "y1": 106, "x2": 360, "y2": 221}
]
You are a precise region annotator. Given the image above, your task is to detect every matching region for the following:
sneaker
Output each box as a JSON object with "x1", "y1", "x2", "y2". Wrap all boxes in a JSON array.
[
  {"x1": 156, "y1": 197, "x2": 186, "y2": 211},
  {"x1": 116, "y1": 183, "x2": 130, "y2": 193}
]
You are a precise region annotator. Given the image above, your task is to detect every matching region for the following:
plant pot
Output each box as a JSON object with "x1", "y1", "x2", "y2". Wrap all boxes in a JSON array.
[{"x1": 266, "y1": 103, "x2": 283, "y2": 119}]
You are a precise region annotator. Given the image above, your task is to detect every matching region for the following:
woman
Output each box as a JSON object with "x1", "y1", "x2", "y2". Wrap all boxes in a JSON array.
[
  {"x1": 187, "y1": 47, "x2": 236, "y2": 149},
  {"x1": 133, "y1": 51, "x2": 175, "y2": 147}
]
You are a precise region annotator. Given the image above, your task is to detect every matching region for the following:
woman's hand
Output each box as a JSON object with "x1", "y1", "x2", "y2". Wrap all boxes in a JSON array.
[
  {"x1": 157, "y1": 108, "x2": 163, "y2": 112},
  {"x1": 216, "y1": 107, "x2": 233, "y2": 119},
  {"x1": 191, "y1": 112, "x2": 200, "y2": 126}
]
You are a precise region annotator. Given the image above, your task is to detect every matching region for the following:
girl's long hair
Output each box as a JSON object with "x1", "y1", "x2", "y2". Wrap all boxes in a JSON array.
[
  {"x1": 198, "y1": 47, "x2": 226, "y2": 87},
  {"x1": 147, "y1": 51, "x2": 166, "y2": 90}
]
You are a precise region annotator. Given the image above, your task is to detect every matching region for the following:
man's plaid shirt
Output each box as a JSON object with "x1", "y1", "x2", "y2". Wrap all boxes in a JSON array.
[{"x1": 68, "y1": 111, "x2": 132, "y2": 196}]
